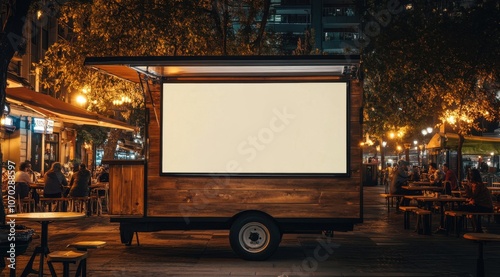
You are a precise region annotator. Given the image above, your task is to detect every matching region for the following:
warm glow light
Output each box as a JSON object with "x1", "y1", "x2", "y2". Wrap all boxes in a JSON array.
[
  {"x1": 413, "y1": 140, "x2": 418, "y2": 145},
  {"x1": 113, "y1": 96, "x2": 132, "y2": 106},
  {"x1": 426, "y1": 127, "x2": 433, "y2": 134},
  {"x1": 447, "y1": 116, "x2": 456, "y2": 125},
  {"x1": 1, "y1": 116, "x2": 13, "y2": 126},
  {"x1": 389, "y1": 132, "x2": 395, "y2": 139},
  {"x1": 76, "y1": 95, "x2": 87, "y2": 106},
  {"x1": 37, "y1": 10, "x2": 43, "y2": 20},
  {"x1": 421, "y1": 129, "x2": 428, "y2": 136},
  {"x1": 382, "y1": 141, "x2": 387, "y2": 147}
]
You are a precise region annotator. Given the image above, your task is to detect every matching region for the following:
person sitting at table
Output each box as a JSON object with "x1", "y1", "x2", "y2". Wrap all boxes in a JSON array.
[
  {"x1": 459, "y1": 168, "x2": 493, "y2": 232},
  {"x1": 68, "y1": 163, "x2": 92, "y2": 197},
  {"x1": 44, "y1": 162, "x2": 68, "y2": 198},
  {"x1": 97, "y1": 166, "x2": 109, "y2": 183},
  {"x1": 442, "y1": 163, "x2": 458, "y2": 195},
  {"x1": 428, "y1": 163, "x2": 444, "y2": 187},
  {"x1": 410, "y1": 166, "x2": 420, "y2": 182},
  {"x1": 390, "y1": 160, "x2": 417, "y2": 205},
  {"x1": 14, "y1": 162, "x2": 34, "y2": 200}
]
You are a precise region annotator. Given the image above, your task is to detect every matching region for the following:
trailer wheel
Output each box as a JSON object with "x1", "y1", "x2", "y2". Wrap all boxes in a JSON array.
[{"x1": 229, "y1": 213, "x2": 280, "y2": 261}]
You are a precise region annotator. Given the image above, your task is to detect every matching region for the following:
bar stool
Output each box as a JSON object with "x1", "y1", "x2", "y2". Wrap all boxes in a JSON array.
[
  {"x1": 47, "y1": 250, "x2": 87, "y2": 277},
  {"x1": 67, "y1": 241, "x2": 107, "y2": 277}
]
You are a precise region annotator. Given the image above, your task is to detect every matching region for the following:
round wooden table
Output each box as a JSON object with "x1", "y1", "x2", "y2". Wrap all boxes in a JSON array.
[
  {"x1": 463, "y1": 233, "x2": 500, "y2": 277},
  {"x1": 6, "y1": 212, "x2": 85, "y2": 277}
]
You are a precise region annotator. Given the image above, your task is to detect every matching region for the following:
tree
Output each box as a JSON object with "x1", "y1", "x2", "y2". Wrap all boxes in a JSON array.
[
  {"x1": 362, "y1": 1, "x2": 500, "y2": 179},
  {"x1": 1, "y1": 0, "x2": 34, "y2": 114},
  {"x1": 35, "y1": 0, "x2": 279, "y2": 158}
]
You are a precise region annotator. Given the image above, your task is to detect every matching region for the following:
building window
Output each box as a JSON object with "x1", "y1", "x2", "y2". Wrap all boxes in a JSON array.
[
  {"x1": 324, "y1": 31, "x2": 359, "y2": 41},
  {"x1": 323, "y1": 6, "x2": 356, "y2": 16},
  {"x1": 281, "y1": 0, "x2": 311, "y2": 5},
  {"x1": 281, "y1": 14, "x2": 310, "y2": 24},
  {"x1": 44, "y1": 133, "x2": 59, "y2": 170}
]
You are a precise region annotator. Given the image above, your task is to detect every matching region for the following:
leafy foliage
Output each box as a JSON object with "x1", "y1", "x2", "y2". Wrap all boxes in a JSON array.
[
  {"x1": 362, "y1": 1, "x2": 500, "y2": 141},
  {"x1": 34, "y1": 0, "x2": 277, "y2": 158}
]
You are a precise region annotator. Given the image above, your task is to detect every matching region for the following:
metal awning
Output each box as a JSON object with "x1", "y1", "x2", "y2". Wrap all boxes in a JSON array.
[
  {"x1": 426, "y1": 132, "x2": 500, "y2": 155},
  {"x1": 84, "y1": 55, "x2": 360, "y2": 82},
  {"x1": 6, "y1": 87, "x2": 135, "y2": 131}
]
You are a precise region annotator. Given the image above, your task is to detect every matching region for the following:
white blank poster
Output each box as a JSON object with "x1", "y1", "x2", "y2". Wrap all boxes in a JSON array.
[{"x1": 162, "y1": 82, "x2": 348, "y2": 175}]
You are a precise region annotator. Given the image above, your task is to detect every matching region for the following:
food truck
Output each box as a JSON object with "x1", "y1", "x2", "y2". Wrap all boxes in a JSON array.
[{"x1": 84, "y1": 56, "x2": 363, "y2": 260}]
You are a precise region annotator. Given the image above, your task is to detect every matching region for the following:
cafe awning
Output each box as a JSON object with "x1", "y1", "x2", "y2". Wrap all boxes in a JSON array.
[
  {"x1": 426, "y1": 132, "x2": 500, "y2": 155},
  {"x1": 6, "y1": 87, "x2": 135, "y2": 131}
]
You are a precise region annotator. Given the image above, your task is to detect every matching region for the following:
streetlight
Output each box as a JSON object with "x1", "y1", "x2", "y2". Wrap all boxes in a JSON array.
[{"x1": 421, "y1": 127, "x2": 433, "y2": 166}]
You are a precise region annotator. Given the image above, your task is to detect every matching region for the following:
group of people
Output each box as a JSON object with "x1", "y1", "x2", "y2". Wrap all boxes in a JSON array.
[
  {"x1": 44, "y1": 162, "x2": 92, "y2": 198},
  {"x1": 388, "y1": 161, "x2": 459, "y2": 195},
  {"x1": 7, "y1": 161, "x2": 94, "y2": 204},
  {"x1": 387, "y1": 160, "x2": 494, "y2": 231}
]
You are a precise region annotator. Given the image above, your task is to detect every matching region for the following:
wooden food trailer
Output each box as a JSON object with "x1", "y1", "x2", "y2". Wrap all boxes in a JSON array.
[{"x1": 85, "y1": 56, "x2": 363, "y2": 260}]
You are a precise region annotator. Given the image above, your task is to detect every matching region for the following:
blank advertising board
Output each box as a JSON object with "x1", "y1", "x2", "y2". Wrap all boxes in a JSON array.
[{"x1": 161, "y1": 82, "x2": 349, "y2": 176}]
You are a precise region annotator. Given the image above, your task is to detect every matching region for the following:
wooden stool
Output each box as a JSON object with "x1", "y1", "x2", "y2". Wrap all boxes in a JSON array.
[
  {"x1": 47, "y1": 250, "x2": 88, "y2": 277},
  {"x1": 380, "y1": 194, "x2": 404, "y2": 213},
  {"x1": 399, "y1": 206, "x2": 419, "y2": 230},
  {"x1": 67, "y1": 241, "x2": 106, "y2": 277},
  {"x1": 445, "y1": 210, "x2": 467, "y2": 237},
  {"x1": 415, "y1": 209, "x2": 432, "y2": 235}
]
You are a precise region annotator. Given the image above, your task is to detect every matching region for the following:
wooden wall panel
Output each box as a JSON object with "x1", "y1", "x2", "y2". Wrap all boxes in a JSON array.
[{"x1": 108, "y1": 162, "x2": 144, "y2": 216}]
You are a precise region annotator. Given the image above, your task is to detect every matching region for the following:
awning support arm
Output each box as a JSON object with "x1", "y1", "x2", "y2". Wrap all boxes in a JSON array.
[{"x1": 138, "y1": 71, "x2": 159, "y2": 128}]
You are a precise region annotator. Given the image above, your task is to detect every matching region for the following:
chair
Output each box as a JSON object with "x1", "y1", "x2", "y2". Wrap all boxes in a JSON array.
[
  {"x1": 16, "y1": 195, "x2": 36, "y2": 213},
  {"x1": 90, "y1": 183, "x2": 109, "y2": 215},
  {"x1": 47, "y1": 250, "x2": 88, "y2": 277},
  {"x1": 68, "y1": 197, "x2": 89, "y2": 214},
  {"x1": 39, "y1": 197, "x2": 69, "y2": 212}
]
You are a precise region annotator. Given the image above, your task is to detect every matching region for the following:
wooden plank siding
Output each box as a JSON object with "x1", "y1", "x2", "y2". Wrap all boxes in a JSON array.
[
  {"x1": 138, "y1": 79, "x2": 363, "y2": 220},
  {"x1": 107, "y1": 160, "x2": 145, "y2": 215}
]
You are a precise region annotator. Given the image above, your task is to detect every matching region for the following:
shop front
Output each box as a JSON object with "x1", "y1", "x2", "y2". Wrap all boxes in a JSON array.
[{"x1": 2, "y1": 87, "x2": 135, "y2": 174}]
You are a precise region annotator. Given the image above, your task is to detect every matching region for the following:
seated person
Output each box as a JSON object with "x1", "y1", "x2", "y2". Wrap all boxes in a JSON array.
[
  {"x1": 14, "y1": 162, "x2": 34, "y2": 200},
  {"x1": 428, "y1": 163, "x2": 444, "y2": 187},
  {"x1": 458, "y1": 168, "x2": 493, "y2": 232},
  {"x1": 390, "y1": 160, "x2": 418, "y2": 205},
  {"x1": 461, "y1": 169, "x2": 493, "y2": 212},
  {"x1": 442, "y1": 163, "x2": 458, "y2": 194},
  {"x1": 68, "y1": 164, "x2": 92, "y2": 198},
  {"x1": 44, "y1": 162, "x2": 68, "y2": 198},
  {"x1": 97, "y1": 169, "x2": 109, "y2": 183}
]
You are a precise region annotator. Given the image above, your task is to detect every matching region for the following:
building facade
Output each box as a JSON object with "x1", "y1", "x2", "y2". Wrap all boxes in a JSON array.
[{"x1": 267, "y1": 0, "x2": 361, "y2": 54}]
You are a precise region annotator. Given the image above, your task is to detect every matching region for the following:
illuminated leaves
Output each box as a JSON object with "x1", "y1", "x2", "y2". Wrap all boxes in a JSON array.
[{"x1": 362, "y1": 1, "x2": 499, "y2": 141}]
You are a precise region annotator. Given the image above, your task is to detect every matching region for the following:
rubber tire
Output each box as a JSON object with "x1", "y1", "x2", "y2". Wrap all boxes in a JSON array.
[{"x1": 229, "y1": 213, "x2": 280, "y2": 261}]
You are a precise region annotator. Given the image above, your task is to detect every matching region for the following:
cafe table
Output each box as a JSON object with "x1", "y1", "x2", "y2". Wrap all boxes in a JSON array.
[
  {"x1": 402, "y1": 185, "x2": 443, "y2": 193},
  {"x1": 415, "y1": 196, "x2": 467, "y2": 232},
  {"x1": 409, "y1": 181, "x2": 432, "y2": 186},
  {"x1": 463, "y1": 233, "x2": 500, "y2": 277},
  {"x1": 6, "y1": 212, "x2": 85, "y2": 277}
]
